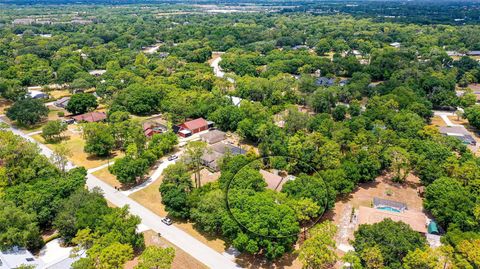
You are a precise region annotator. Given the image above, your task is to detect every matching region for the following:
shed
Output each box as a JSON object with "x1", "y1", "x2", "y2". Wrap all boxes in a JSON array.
[{"x1": 428, "y1": 221, "x2": 439, "y2": 235}]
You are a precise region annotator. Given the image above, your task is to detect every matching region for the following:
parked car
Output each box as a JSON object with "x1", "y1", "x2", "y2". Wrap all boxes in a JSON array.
[
  {"x1": 167, "y1": 155, "x2": 178, "y2": 161},
  {"x1": 161, "y1": 217, "x2": 173, "y2": 225}
]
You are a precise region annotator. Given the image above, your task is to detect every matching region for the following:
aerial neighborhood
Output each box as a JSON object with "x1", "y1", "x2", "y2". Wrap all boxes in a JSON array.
[{"x1": 1, "y1": 1, "x2": 480, "y2": 269}]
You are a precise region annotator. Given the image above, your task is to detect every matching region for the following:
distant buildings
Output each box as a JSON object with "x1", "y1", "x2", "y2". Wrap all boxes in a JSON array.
[
  {"x1": 390, "y1": 42, "x2": 401, "y2": 48},
  {"x1": 88, "y1": 70, "x2": 107, "y2": 77},
  {"x1": 315, "y1": 77, "x2": 336, "y2": 87}
]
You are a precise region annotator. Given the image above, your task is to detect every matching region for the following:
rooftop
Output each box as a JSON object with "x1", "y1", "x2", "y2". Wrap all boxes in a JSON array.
[
  {"x1": 182, "y1": 118, "x2": 209, "y2": 131},
  {"x1": 260, "y1": 169, "x2": 286, "y2": 191},
  {"x1": 72, "y1": 111, "x2": 107, "y2": 123},
  {"x1": 439, "y1": 125, "x2": 470, "y2": 136},
  {"x1": 200, "y1": 130, "x2": 226, "y2": 144},
  {"x1": 0, "y1": 247, "x2": 43, "y2": 269}
]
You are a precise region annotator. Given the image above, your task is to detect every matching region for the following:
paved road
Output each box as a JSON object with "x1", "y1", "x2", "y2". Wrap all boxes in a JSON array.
[
  {"x1": 210, "y1": 53, "x2": 235, "y2": 83},
  {"x1": 0, "y1": 120, "x2": 241, "y2": 269}
]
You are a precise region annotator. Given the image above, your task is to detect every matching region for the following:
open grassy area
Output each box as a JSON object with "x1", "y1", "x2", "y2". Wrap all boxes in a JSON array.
[
  {"x1": 129, "y1": 176, "x2": 227, "y2": 253},
  {"x1": 430, "y1": 115, "x2": 447, "y2": 127},
  {"x1": 31, "y1": 127, "x2": 124, "y2": 169}
]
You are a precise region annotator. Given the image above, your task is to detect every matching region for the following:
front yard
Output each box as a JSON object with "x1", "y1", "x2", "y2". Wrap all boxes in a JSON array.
[{"x1": 31, "y1": 126, "x2": 124, "y2": 169}]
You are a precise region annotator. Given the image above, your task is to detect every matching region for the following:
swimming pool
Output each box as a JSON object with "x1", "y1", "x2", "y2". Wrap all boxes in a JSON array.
[{"x1": 377, "y1": 206, "x2": 401, "y2": 213}]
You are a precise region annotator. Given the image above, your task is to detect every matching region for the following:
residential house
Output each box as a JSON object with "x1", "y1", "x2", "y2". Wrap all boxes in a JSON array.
[
  {"x1": 201, "y1": 130, "x2": 226, "y2": 144},
  {"x1": 54, "y1": 97, "x2": 70, "y2": 108},
  {"x1": 27, "y1": 90, "x2": 48, "y2": 99},
  {"x1": 0, "y1": 247, "x2": 43, "y2": 269},
  {"x1": 315, "y1": 77, "x2": 335, "y2": 87},
  {"x1": 72, "y1": 111, "x2": 107, "y2": 123},
  {"x1": 439, "y1": 125, "x2": 477, "y2": 146},
  {"x1": 201, "y1": 142, "x2": 246, "y2": 171},
  {"x1": 260, "y1": 169, "x2": 288, "y2": 191}
]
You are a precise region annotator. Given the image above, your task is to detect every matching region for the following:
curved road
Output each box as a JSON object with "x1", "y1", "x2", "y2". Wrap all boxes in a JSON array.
[{"x1": 0, "y1": 119, "x2": 241, "y2": 269}]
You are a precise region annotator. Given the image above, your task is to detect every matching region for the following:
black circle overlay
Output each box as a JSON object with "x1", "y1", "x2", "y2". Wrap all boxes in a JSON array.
[{"x1": 224, "y1": 155, "x2": 331, "y2": 239}]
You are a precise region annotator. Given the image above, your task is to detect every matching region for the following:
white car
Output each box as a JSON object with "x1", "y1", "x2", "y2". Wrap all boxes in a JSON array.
[
  {"x1": 161, "y1": 217, "x2": 173, "y2": 225},
  {"x1": 167, "y1": 155, "x2": 178, "y2": 161}
]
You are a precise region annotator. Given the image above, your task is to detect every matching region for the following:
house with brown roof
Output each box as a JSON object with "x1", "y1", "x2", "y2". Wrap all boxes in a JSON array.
[
  {"x1": 72, "y1": 112, "x2": 107, "y2": 123},
  {"x1": 175, "y1": 118, "x2": 213, "y2": 137},
  {"x1": 200, "y1": 130, "x2": 226, "y2": 144},
  {"x1": 260, "y1": 169, "x2": 288, "y2": 191}
]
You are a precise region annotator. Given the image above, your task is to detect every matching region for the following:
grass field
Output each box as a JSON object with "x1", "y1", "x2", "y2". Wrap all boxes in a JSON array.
[{"x1": 31, "y1": 127, "x2": 124, "y2": 169}]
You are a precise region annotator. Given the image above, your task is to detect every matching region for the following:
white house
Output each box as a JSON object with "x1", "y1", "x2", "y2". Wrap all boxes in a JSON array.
[
  {"x1": 0, "y1": 247, "x2": 43, "y2": 269},
  {"x1": 27, "y1": 90, "x2": 48, "y2": 99}
]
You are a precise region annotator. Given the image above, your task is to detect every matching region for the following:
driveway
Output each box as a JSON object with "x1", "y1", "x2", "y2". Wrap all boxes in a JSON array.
[{"x1": 0, "y1": 119, "x2": 241, "y2": 269}]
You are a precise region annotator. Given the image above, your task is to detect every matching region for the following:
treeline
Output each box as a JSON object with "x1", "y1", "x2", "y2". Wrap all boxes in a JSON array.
[{"x1": 0, "y1": 130, "x2": 175, "y2": 268}]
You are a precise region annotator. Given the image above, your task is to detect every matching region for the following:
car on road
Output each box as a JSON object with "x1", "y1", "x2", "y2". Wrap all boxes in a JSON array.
[
  {"x1": 161, "y1": 217, "x2": 173, "y2": 225},
  {"x1": 167, "y1": 155, "x2": 178, "y2": 161}
]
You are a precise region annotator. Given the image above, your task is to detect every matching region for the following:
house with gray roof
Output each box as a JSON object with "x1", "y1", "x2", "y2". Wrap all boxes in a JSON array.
[{"x1": 0, "y1": 247, "x2": 43, "y2": 269}]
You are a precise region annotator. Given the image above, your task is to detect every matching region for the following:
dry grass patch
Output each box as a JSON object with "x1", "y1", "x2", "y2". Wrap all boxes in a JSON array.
[
  {"x1": 129, "y1": 176, "x2": 227, "y2": 253},
  {"x1": 48, "y1": 89, "x2": 71, "y2": 99},
  {"x1": 32, "y1": 127, "x2": 124, "y2": 169},
  {"x1": 0, "y1": 99, "x2": 12, "y2": 114},
  {"x1": 125, "y1": 230, "x2": 208, "y2": 269},
  {"x1": 92, "y1": 167, "x2": 122, "y2": 188},
  {"x1": 430, "y1": 116, "x2": 447, "y2": 127}
]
